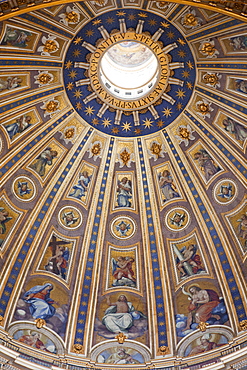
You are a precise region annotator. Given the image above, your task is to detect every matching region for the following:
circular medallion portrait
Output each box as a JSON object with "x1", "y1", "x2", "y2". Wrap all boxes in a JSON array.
[
  {"x1": 213, "y1": 179, "x2": 237, "y2": 205},
  {"x1": 165, "y1": 207, "x2": 190, "y2": 231},
  {"x1": 63, "y1": 9, "x2": 196, "y2": 137},
  {"x1": 110, "y1": 216, "x2": 136, "y2": 239},
  {"x1": 58, "y1": 206, "x2": 83, "y2": 229},
  {"x1": 12, "y1": 176, "x2": 36, "y2": 202}
]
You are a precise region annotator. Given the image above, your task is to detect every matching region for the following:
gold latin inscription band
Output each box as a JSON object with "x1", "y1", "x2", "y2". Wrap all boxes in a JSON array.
[{"x1": 88, "y1": 32, "x2": 170, "y2": 111}]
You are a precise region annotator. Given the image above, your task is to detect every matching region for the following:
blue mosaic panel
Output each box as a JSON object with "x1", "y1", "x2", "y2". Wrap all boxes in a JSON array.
[
  {"x1": 75, "y1": 137, "x2": 115, "y2": 344},
  {"x1": 163, "y1": 130, "x2": 247, "y2": 322},
  {"x1": 63, "y1": 9, "x2": 196, "y2": 137},
  {"x1": 0, "y1": 127, "x2": 93, "y2": 315},
  {"x1": 0, "y1": 110, "x2": 74, "y2": 178},
  {"x1": 137, "y1": 138, "x2": 167, "y2": 347},
  {"x1": 184, "y1": 110, "x2": 247, "y2": 179}
]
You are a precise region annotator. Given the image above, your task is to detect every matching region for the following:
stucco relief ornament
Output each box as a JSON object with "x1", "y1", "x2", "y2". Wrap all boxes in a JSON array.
[
  {"x1": 174, "y1": 124, "x2": 195, "y2": 146},
  {"x1": 239, "y1": 320, "x2": 247, "y2": 331},
  {"x1": 34, "y1": 71, "x2": 54, "y2": 87},
  {"x1": 156, "y1": 1, "x2": 170, "y2": 9},
  {"x1": 38, "y1": 35, "x2": 59, "y2": 56},
  {"x1": 148, "y1": 141, "x2": 166, "y2": 161},
  {"x1": 115, "y1": 332, "x2": 127, "y2": 344},
  {"x1": 158, "y1": 346, "x2": 169, "y2": 355},
  {"x1": 91, "y1": 0, "x2": 108, "y2": 6},
  {"x1": 199, "y1": 39, "x2": 219, "y2": 58},
  {"x1": 41, "y1": 98, "x2": 60, "y2": 118},
  {"x1": 181, "y1": 9, "x2": 203, "y2": 29},
  {"x1": 0, "y1": 315, "x2": 4, "y2": 325},
  {"x1": 196, "y1": 99, "x2": 213, "y2": 119},
  {"x1": 87, "y1": 141, "x2": 103, "y2": 161},
  {"x1": 116, "y1": 147, "x2": 135, "y2": 168},
  {"x1": 60, "y1": 126, "x2": 77, "y2": 144},
  {"x1": 202, "y1": 72, "x2": 221, "y2": 89},
  {"x1": 35, "y1": 318, "x2": 46, "y2": 328},
  {"x1": 59, "y1": 6, "x2": 80, "y2": 25},
  {"x1": 197, "y1": 321, "x2": 209, "y2": 332},
  {"x1": 73, "y1": 344, "x2": 84, "y2": 354}
]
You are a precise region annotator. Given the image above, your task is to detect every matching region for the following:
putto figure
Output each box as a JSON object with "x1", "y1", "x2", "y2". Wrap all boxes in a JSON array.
[{"x1": 116, "y1": 177, "x2": 132, "y2": 207}]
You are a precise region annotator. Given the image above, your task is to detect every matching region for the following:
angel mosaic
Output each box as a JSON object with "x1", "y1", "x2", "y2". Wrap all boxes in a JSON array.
[
  {"x1": 214, "y1": 180, "x2": 236, "y2": 204},
  {"x1": 190, "y1": 144, "x2": 222, "y2": 183},
  {"x1": 30, "y1": 147, "x2": 58, "y2": 177},
  {"x1": 43, "y1": 236, "x2": 72, "y2": 280},
  {"x1": 1, "y1": 26, "x2": 32, "y2": 48},
  {"x1": 230, "y1": 35, "x2": 247, "y2": 51},
  {"x1": 222, "y1": 116, "x2": 247, "y2": 143},
  {"x1": 173, "y1": 243, "x2": 206, "y2": 279},
  {"x1": 237, "y1": 213, "x2": 247, "y2": 249},
  {"x1": 0, "y1": 75, "x2": 23, "y2": 93},
  {"x1": 112, "y1": 256, "x2": 136, "y2": 288},
  {"x1": 115, "y1": 220, "x2": 131, "y2": 237},
  {"x1": 4, "y1": 114, "x2": 31, "y2": 140},
  {"x1": 0, "y1": 207, "x2": 12, "y2": 236},
  {"x1": 158, "y1": 170, "x2": 180, "y2": 202},
  {"x1": 69, "y1": 171, "x2": 91, "y2": 199},
  {"x1": 116, "y1": 177, "x2": 132, "y2": 208},
  {"x1": 17, "y1": 180, "x2": 32, "y2": 197}
]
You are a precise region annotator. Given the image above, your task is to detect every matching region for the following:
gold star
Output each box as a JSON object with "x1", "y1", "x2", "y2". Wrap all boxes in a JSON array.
[
  {"x1": 176, "y1": 88, "x2": 186, "y2": 99},
  {"x1": 162, "y1": 107, "x2": 172, "y2": 117},
  {"x1": 182, "y1": 70, "x2": 190, "y2": 78},
  {"x1": 149, "y1": 19, "x2": 157, "y2": 26},
  {"x1": 134, "y1": 128, "x2": 142, "y2": 135},
  {"x1": 187, "y1": 61, "x2": 194, "y2": 69},
  {"x1": 73, "y1": 36, "x2": 83, "y2": 45},
  {"x1": 102, "y1": 118, "x2": 111, "y2": 127},
  {"x1": 128, "y1": 14, "x2": 136, "y2": 21},
  {"x1": 86, "y1": 29, "x2": 94, "y2": 37},
  {"x1": 67, "y1": 82, "x2": 74, "y2": 90},
  {"x1": 143, "y1": 118, "x2": 153, "y2": 129},
  {"x1": 92, "y1": 19, "x2": 101, "y2": 25},
  {"x1": 84, "y1": 106, "x2": 95, "y2": 115},
  {"x1": 76, "y1": 102, "x2": 82, "y2": 110},
  {"x1": 73, "y1": 89, "x2": 83, "y2": 99},
  {"x1": 186, "y1": 81, "x2": 193, "y2": 89},
  {"x1": 122, "y1": 122, "x2": 132, "y2": 132},
  {"x1": 161, "y1": 21, "x2": 169, "y2": 28},
  {"x1": 177, "y1": 38, "x2": 186, "y2": 45},
  {"x1": 65, "y1": 60, "x2": 73, "y2": 69},
  {"x1": 178, "y1": 50, "x2": 186, "y2": 58},
  {"x1": 138, "y1": 12, "x2": 148, "y2": 17},
  {"x1": 111, "y1": 127, "x2": 119, "y2": 134},
  {"x1": 176, "y1": 102, "x2": 183, "y2": 110},
  {"x1": 167, "y1": 31, "x2": 175, "y2": 39},
  {"x1": 73, "y1": 49, "x2": 81, "y2": 57},
  {"x1": 106, "y1": 17, "x2": 114, "y2": 24},
  {"x1": 68, "y1": 70, "x2": 77, "y2": 79},
  {"x1": 116, "y1": 11, "x2": 126, "y2": 16},
  {"x1": 92, "y1": 118, "x2": 99, "y2": 125},
  {"x1": 157, "y1": 120, "x2": 164, "y2": 128}
]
